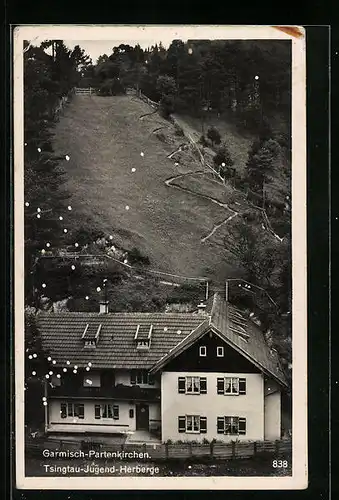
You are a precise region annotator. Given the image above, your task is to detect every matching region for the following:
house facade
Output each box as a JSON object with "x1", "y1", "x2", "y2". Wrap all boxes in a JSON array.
[{"x1": 36, "y1": 293, "x2": 288, "y2": 442}]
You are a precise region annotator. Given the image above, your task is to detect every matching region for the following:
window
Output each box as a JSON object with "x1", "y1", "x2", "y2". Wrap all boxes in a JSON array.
[
  {"x1": 217, "y1": 416, "x2": 246, "y2": 435},
  {"x1": 102, "y1": 404, "x2": 113, "y2": 418},
  {"x1": 199, "y1": 346, "x2": 207, "y2": 357},
  {"x1": 130, "y1": 370, "x2": 154, "y2": 385},
  {"x1": 61, "y1": 402, "x2": 84, "y2": 419},
  {"x1": 129, "y1": 409, "x2": 134, "y2": 418},
  {"x1": 178, "y1": 376, "x2": 207, "y2": 394},
  {"x1": 178, "y1": 415, "x2": 207, "y2": 434},
  {"x1": 217, "y1": 346, "x2": 224, "y2": 357},
  {"x1": 217, "y1": 377, "x2": 246, "y2": 395},
  {"x1": 84, "y1": 340, "x2": 96, "y2": 348},
  {"x1": 95, "y1": 404, "x2": 119, "y2": 419}
]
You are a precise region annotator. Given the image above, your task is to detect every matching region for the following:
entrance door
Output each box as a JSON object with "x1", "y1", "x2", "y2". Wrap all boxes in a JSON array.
[{"x1": 136, "y1": 403, "x2": 149, "y2": 431}]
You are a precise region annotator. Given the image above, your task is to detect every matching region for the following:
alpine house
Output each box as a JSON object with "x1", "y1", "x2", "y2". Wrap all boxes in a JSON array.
[{"x1": 36, "y1": 292, "x2": 288, "y2": 442}]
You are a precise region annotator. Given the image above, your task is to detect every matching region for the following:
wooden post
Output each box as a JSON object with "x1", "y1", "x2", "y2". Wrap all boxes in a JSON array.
[
  {"x1": 210, "y1": 441, "x2": 214, "y2": 458},
  {"x1": 231, "y1": 441, "x2": 236, "y2": 459},
  {"x1": 275, "y1": 439, "x2": 280, "y2": 455},
  {"x1": 253, "y1": 441, "x2": 257, "y2": 456}
]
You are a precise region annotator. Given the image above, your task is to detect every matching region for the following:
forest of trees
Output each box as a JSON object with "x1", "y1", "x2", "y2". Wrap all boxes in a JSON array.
[{"x1": 90, "y1": 39, "x2": 291, "y2": 135}]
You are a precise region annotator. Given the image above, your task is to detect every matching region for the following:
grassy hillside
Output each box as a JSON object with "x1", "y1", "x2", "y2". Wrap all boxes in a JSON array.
[{"x1": 52, "y1": 94, "x2": 247, "y2": 282}]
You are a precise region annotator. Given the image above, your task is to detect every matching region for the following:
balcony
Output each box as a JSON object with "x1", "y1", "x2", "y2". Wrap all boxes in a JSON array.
[{"x1": 48, "y1": 383, "x2": 161, "y2": 402}]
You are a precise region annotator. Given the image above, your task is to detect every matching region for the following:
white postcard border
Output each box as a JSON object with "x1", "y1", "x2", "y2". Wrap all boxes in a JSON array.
[{"x1": 14, "y1": 24, "x2": 307, "y2": 490}]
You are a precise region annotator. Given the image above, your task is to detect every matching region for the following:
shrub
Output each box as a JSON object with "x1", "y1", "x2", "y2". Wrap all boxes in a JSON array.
[
  {"x1": 198, "y1": 135, "x2": 209, "y2": 147},
  {"x1": 155, "y1": 131, "x2": 166, "y2": 143},
  {"x1": 207, "y1": 126, "x2": 221, "y2": 146},
  {"x1": 159, "y1": 95, "x2": 175, "y2": 118},
  {"x1": 128, "y1": 247, "x2": 150, "y2": 266},
  {"x1": 174, "y1": 124, "x2": 184, "y2": 137}
]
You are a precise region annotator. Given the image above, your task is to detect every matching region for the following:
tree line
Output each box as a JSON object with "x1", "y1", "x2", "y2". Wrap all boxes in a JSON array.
[
  {"x1": 24, "y1": 40, "x2": 93, "y2": 305},
  {"x1": 91, "y1": 39, "x2": 291, "y2": 133}
]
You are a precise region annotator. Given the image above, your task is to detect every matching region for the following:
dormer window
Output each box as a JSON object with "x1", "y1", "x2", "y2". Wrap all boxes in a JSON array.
[
  {"x1": 81, "y1": 323, "x2": 102, "y2": 348},
  {"x1": 84, "y1": 340, "x2": 96, "y2": 348},
  {"x1": 134, "y1": 324, "x2": 152, "y2": 350},
  {"x1": 199, "y1": 346, "x2": 207, "y2": 357}
]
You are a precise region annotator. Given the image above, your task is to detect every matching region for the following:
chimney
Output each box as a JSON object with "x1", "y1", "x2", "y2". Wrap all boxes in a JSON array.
[
  {"x1": 197, "y1": 301, "x2": 207, "y2": 314},
  {"x1": 99, "y1": 300, "x2": 109, "y2": 314}
]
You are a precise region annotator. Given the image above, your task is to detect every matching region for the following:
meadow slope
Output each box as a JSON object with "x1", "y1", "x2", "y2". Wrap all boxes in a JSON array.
[{"x1": 52, "y1": 94, "x2": 245, "y2": 282}]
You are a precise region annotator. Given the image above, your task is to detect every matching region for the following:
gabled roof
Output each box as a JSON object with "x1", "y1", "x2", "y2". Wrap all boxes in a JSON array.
[
  {"x1": 36, "y1": 293, "x2": 288, "y2": 387},
  {"x1": 149, "y1": 294, "x2": 288, "y2": 387},
  {"x1": 37, "y1": 312, "x2": 205, "y2": 370}
]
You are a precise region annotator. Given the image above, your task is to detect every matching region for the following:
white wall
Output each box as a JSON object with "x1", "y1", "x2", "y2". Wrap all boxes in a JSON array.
[
  {"x1": 264, "y1": 379, "x2": 281, "y2": 440},
  {"x1": 161, "y1": 371, "x2": 264, "y2": 442},
  {"x1": 48, "y1": 399, "x2": 136, "y2": 433},
  {"x1": 48, "y1": 398, "x2": 161, "y2": 434}
]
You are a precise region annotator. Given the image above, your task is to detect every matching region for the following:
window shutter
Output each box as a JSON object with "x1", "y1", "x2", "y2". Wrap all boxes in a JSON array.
[
  {"x1": 78, "y1": 404, "x2": 84, "y2": 419},
  {"x1": 200, "y1": 377, "x2": 207, "y2": 394},
  {"x1": 178, "y1": 416, "x2": 186, "y2": 433},
  {"x1": 178, "y1": 377, "x2": 186, "y2": 393},
  {"x1": 200, "y1": 417, "x2": 207, "y2": 433},
  {"x1": 130, "y1": 371, "x2": 136, "y2": 385},
  {"x1": 217, "y1": 417, "x2": 225, "y2": 433},
  {"x1": 239, "y1": 378, "x2": 246, "y2": 394},
  {"x1": 217, "y1": 378, "x2": 225, "y2": 394},
  {"x1": 94, "y1": 404, "x2": 101, "y2": 419},
  {"x1": 113, "y1": 405, "x2": 119, "y2": 420},
  {"x1": 238, "y1": 417, "x2": 246, "y2": 435},
  {"x1": 61, "y1": 403, "x2": 67, "y2": 419}
]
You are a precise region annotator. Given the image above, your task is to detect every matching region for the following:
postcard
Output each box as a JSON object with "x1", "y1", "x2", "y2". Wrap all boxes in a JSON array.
[{"x1": 13, "y1": 24, "x2": 307, "y2": 490}]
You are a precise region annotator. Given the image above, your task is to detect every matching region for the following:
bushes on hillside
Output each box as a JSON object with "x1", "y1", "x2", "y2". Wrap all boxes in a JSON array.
[
  {"x1": 207, "y1": 126, "x2": 221, "y2": 146},
  {"x1": 174, "y1": 123, "x2": 184, "y2": 136},
  {"x1": 128, "y1": 247, "x2": 150, "y2": 266},
  {"x1": 159, "y1": 95, "x2": 175, "y2": 118}
]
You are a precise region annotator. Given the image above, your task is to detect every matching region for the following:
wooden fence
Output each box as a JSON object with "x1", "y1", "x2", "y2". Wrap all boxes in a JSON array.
[
  {"x1": 74, "y1": 87, "x2": 95, "y2": 96},
  {"x1": 26, "y1": 437, "x2": 292, "y2": 461}
]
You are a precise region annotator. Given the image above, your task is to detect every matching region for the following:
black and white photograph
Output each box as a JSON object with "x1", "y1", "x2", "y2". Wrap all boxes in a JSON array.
[{"x1": 14, "y1": 25, "x2": 307, "y2": 490}]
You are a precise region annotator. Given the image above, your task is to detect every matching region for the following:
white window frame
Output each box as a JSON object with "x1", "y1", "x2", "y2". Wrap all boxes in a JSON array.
[
  {"x1": 217, "y1": 346, "x2": 224, "y2": 357},
  {"x1": 224, "y1": 377, "x2": 239, "y2": 395},
  {"x1": 185, "y1": 376, "x2": 201, "y2": 394},
  {"x1": 185, "y1": 415, "x2": 200, "y2": 433},
  {"x1": 225, "y1": 416, "x2": 239, "y2": 434},
  {"x1": 97, "y1": 403, "x2": 119, "y2": 420},
  {"x1": 199, "y1": 345, "x2": 207, "y2": 357},
  {"x1": 62, "y1": 402, "x2": 84, "y2": 419}
]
